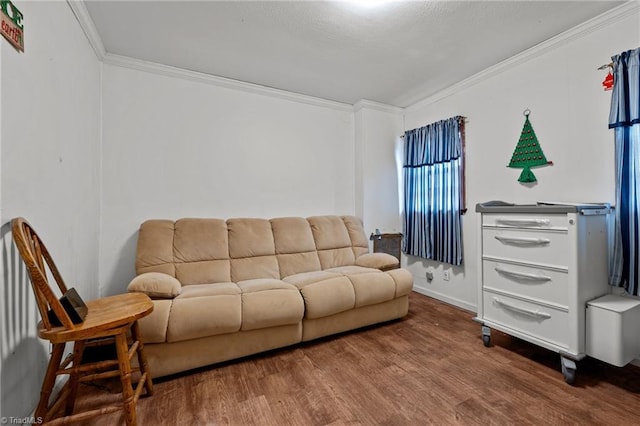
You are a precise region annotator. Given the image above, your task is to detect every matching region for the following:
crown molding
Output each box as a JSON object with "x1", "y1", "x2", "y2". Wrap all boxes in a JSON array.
[
  {"x1": 353, "y1": 99, "x2": 404, "y2": 115},
  {"x1": 405, "y1": 1, "x2": 640, "y2": 112},
  {"x1": 103, "y1": 53, "x2": 354, "y2": 112},
  {"x1": 67, "y1": 1, "x2": 353, "y2": 112},
  {"x1": 68, "y1": 0, "x2": 637, "y2": 114},
  {"x1": 66, "y1": 0, "x2": 106, "y2": 60}
]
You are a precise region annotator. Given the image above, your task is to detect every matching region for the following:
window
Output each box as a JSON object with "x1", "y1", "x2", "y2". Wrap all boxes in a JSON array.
[
  {"x1": 402, "y1": 116, "x2": 465, "y2": 265},
  {"x1": 609, "y1": 47, "x2": 640, "y2": 295}
]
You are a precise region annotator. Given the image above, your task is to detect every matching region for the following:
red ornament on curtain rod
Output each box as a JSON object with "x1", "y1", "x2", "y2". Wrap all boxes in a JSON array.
[{"x1": 602, "y1": 71, "x2": 614, "y2": 91}]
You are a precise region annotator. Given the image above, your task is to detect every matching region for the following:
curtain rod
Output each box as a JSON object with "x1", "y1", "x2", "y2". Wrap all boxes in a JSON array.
[
  {"x1": 400, "y1": 116, "x2": 467, "y2": 138},
  {"x1": 598, "y1": 62, "x2": 613, "y2": 70}
]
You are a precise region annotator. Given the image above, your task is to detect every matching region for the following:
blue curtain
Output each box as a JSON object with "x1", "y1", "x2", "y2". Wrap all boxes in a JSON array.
[
  {"x1": 402, "y1": 116, "x2": 463, "y2": 265},
  {"x1": 609, "y1": 47, "x2": 640, "y2": 295}
]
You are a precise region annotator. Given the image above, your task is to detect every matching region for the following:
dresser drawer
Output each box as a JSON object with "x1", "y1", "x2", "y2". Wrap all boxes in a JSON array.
[
  {"x1": 482, "y1": 213, "x2": 568, "y2": 230},
  {"x1": 482, "y1": 260, "x2": 568, "y2": 307},
  {"x1": 482, "y1": 291, "x2": 569, "y2": 348},
  {"x1": 482, "y1": 228, "x2": 568, "y2": 267}
]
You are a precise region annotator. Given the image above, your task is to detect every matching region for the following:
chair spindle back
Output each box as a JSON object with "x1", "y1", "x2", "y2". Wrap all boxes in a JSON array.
[{"x1": 11, "y1": 217, "x2": 75, "y2": 330}]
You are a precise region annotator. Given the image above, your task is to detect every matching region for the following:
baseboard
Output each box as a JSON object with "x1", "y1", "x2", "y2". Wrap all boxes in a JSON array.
[{"x1": 411, "y1": 286, "x2": 476, "y2": 313}]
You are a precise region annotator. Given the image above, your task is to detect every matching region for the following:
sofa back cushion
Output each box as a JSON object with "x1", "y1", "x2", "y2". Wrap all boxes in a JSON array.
[
  {"x1": 136, "y1": 219, "x2": 178, "y2": 277},
  {"x1": 228, "y1": 218, "x2": 280, "y2": 282},
  {"x1": 174, "y1": 219, "x2": 231, "y2": 284},
  {"x1": 271, "y1": 217, "x2": 321, "y2": 278},
  {"x1": 135, "y1": 215, "x2": 370, "y2": 284}
]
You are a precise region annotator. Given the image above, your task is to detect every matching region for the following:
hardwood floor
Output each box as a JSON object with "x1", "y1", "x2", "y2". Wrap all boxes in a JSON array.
[{"x1": 73, "y1": 292, "x2": 640, "y2": 425}]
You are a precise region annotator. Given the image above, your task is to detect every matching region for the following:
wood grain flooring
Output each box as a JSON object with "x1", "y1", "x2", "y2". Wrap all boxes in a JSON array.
[{"x1": 72, "y1": 292, "x2": 640, "y2": 425}]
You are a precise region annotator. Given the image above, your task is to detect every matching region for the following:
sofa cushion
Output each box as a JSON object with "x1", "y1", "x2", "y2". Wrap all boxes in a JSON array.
[
  {"x1": 228, "y1": 218, "x2": 276, "y2": 258},
  {"x1": 231, "y1": 256, "x2": 280, "y2": 282},
  {"x1": 167, "y1": 283, "x2": 241, "y2": 342},
  {"x1": 177, "y1": 282, "x2": 239, "y2": 298},
  {"x1": 326, "y1": 265, "x2": 380, "y2": 275},
  {"x1": 237, "y1": 279, "x2": 304, "y2": 331},
  {"x1": 175, "y1": 260, "x2": 231, "y2": 286},
  {"x1": 283, "y1": 270, "x2": 342, "y2": 287},
  {"x1": 128, "y1": 272, "x2": 181, "y2": 299},
  {"x1": 341, "y1": 215, "x2": 370, "y2": 258},
  {"x1": 174, "y1": 219, "x2": 231, "y2": 284},
  {"x1": 271, "y1": 217, "x2": 317, "y2": 253},
  {"x1": 137, "y1": 299, "x2": 172, "y2": 343},
  {"x1": 347, "y1": 272, "x2": 397, "y2": 308},
  {"x1": 272, "y1": 217, "x2": 322, "y2": 277},
  {"x1": 174, "y1": 219, "x2": 229, "y2": 262},
  {"x1": 296, "y1": 276, "x2": 356, "y2": 319},
  {"x1": 276, "y1": 252, "x2": 322, "y2": 279},
  {"x1": 308, "y1": 216, "x2": 356, "y2": 269},
  {"x1": 136, "y1": 220, "x2": 176, "y2": 276},
  {"x1": 308, "y1": 216, "x2": 352, "y2": 250},
  {"x1": 317, "y1": 248, "x2": 358, "y2": 271},
  {"x1": 355, "y1": 253, "x2": 400, "y2": 271},
  {"x1": 228, "y1": 219, "x2": 280, "y2": 281},
  {"x1": 387, "y1": 268, "x2": 414, "y2": 298}
]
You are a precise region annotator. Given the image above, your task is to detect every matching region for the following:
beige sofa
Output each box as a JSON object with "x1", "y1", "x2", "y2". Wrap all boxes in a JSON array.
[{"x1": 128, "y1": 215, "x2": 413, "y2": 378}]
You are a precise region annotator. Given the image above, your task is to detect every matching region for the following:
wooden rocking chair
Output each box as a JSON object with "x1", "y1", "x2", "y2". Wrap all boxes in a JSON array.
[{"x1": 11, "y1": 217, "x2": 154, "y2": 425}]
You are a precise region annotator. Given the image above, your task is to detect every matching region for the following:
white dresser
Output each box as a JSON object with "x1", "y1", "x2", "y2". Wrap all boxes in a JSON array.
[{"x1": 475, "y1": 203, "x2": 610, "y2": 384}]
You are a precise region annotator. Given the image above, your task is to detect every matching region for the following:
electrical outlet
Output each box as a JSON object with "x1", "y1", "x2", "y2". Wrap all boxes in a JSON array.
[
  {"x1": 443, "y1": 269, "x2": 450, "y2": 281},
  {"x1": 426, "y1": 270, "x2": 434, "y2": 281}
]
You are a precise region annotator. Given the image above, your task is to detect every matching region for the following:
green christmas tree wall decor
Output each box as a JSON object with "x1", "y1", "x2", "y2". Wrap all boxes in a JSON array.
[{"x1": 508, "y1": 109, "x2": 553, "y2": 183}]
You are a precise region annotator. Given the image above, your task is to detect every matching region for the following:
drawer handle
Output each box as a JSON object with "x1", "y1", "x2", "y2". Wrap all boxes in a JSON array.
[
  {"x1": 493, "y1": 297, "x2": 552, "y2": 320},
  {"x1": 494, "y1": 266, "x2": 551, "y2": 282},
  {"x1": 496, "y1": 218, "x2": 551, "y2": 227},
  {"x1": 494, "y1": 235, "x2": 551, "y2": 246}
]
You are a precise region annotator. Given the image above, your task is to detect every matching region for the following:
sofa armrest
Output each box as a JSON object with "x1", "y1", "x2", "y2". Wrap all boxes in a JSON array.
[
  {"x1": 128, "y1": 272, "x2": 181, "y2": 299},
  {"x1": 355, "y1": 253, "x2": 400, "y2": 271}
]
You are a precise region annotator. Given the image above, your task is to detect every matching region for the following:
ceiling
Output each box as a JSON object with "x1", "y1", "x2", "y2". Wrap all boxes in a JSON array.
[{"x1": 83, "y1": 1, "x2": 624, "y2": 107}]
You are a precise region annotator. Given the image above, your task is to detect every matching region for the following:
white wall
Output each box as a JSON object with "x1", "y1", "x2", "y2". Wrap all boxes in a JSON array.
[
  {"x1": 354, "y1": 101, "x2": 404, "y2": 244},
  {"x1": 99, "y1": 64, "x2": 355, "y2": 295},
  {"x1": 403, "y1": 7, "x2": 640, "y2": 310},
  {"x1": 0, "y1": 1, "x2": 101, "y2": 418}
]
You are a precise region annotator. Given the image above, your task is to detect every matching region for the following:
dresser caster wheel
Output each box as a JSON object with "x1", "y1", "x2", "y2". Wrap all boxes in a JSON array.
[
  {"x1": 561, "y1": 356, "x2": 577, "y2": 385},
  {"x1": 562, "y1": 368, "x2": 576, "y2": 385},
  {"x1": 481, "y1": 325, "x2": 491, "y2": 347}
]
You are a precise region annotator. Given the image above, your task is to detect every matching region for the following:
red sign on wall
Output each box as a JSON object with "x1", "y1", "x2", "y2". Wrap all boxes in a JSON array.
[{"x1": 1, "y1": 0, "x2": 23, "y2": 52}]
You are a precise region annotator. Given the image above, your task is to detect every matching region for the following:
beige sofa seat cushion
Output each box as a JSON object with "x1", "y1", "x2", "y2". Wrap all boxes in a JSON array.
[
  {"x1": 347, "y1": 272, "x2": 397, "y2": 308},
  {"x1": 177, "y1": 282, "x2": 239, "y2": 298},
  {"x1": 137, "y1": 299, "x2": 172, "y2": 343},
  {"x1": 237, "y1": 279, "x2": 304, "y2": 331},
  {"x1": 282, "y1": 270, "x2": 342, "y2": 287},
  {"x1": 295, "y1": 276, "x2": 356, "y2": 320},
  {"x1": 387, "y1": 268, "x2": 414, "y2": 297},
  {"x1": 326, "y1": 265, "x2": 380, "y2": 275},
  {"x1": 128, "y1": 272, "x2": 181, "y2": 299},
  {"x1": 355, "y1": 253, "x2": 400, "y2": 271},
  {"x1": 167, "y1": 283, "x2": 241, "y2": 342}
]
